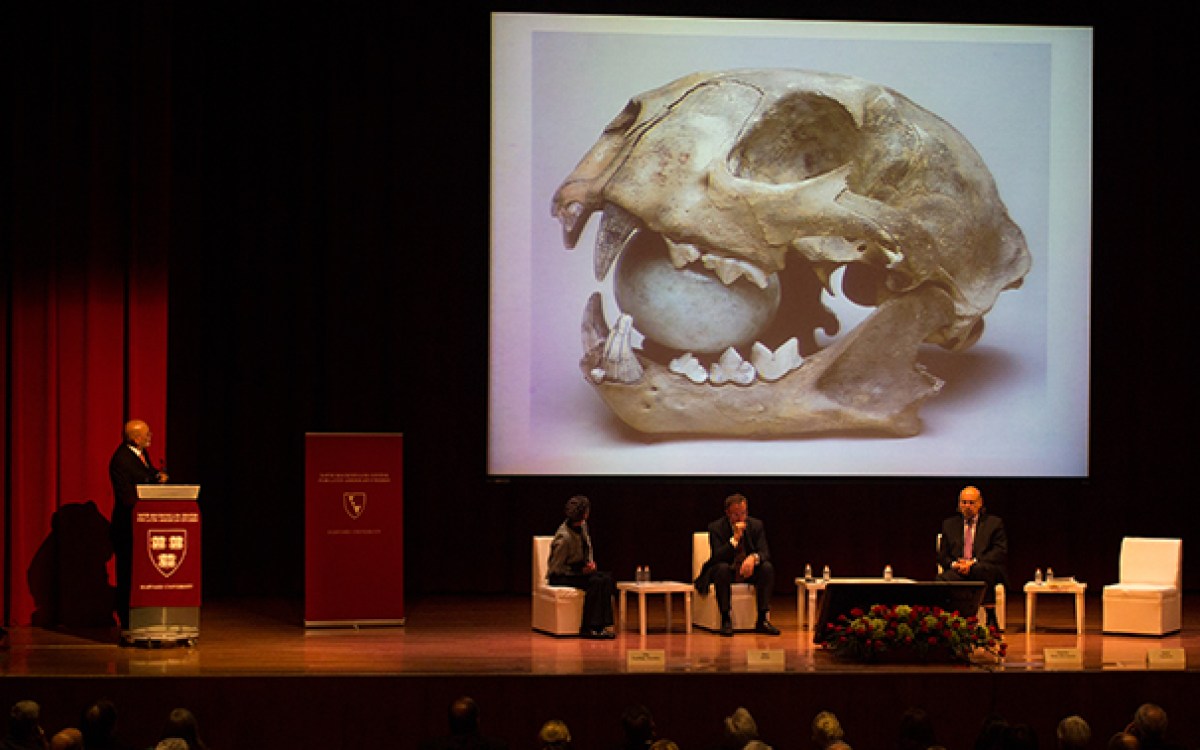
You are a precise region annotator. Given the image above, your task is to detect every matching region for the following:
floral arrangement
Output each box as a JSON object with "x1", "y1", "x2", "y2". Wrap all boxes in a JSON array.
[{"x1": 818, "y1": 603, "x2": 1006, "y2": 661}]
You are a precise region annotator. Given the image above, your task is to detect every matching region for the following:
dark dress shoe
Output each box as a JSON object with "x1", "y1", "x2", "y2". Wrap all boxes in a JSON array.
[
  {"x1": 755, "y1": 619, "x2": 780, "y2": 636},
  {"x1": 719, "y1": 618, "x2": 734, "y2": 637}
]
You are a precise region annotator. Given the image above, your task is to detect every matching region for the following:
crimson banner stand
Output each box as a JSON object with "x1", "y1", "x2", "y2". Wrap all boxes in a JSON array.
[
  {"x1": 130, "y1": 485, "x2": 202, "y2": 646},
  {"x1": 304, "y1": 433, "x2": 404, "y2": 627}
]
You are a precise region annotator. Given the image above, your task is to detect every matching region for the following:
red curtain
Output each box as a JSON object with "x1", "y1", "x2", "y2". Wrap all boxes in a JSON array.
[
  {"x1": 2, "y1": 260, "x2": 167, "y2": 626},
  {"x1": 3, "y1": 5, "x2": 171, "y2": 626}
]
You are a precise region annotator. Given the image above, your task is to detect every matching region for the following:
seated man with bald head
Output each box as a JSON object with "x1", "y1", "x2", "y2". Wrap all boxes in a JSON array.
[{"x1": 936, "y1": 485, "x2": 1007, "y2": 627}]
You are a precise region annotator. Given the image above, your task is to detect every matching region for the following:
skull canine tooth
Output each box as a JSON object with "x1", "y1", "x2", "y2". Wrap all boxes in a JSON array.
[
  {"x1": 750, "y1": 338, "x2": 802, "y2": 382},
  {"x1": 709, "y1": 347, "x2": 756, "y2": 386},
  {"x1": 580, "y1": 292, "x2": 609, "y2": 357},
  {"x1": 595, "y1": 203, "x2": 642, "y2": 282}
]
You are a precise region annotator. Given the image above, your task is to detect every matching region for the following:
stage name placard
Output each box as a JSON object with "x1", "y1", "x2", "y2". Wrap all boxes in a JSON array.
[
  {"x1": 626, "y1": 649, "x2": 666, "y2": 672},
  {"x1": 746, "y1": 649, "x2": 786, "y2": 671},
  {"x1": 1044, "y1": 648, "x2": 1083, "y2": 669},
  {"x1": 1147, "y1": 648, "x2": 1186, "y2": 670}
]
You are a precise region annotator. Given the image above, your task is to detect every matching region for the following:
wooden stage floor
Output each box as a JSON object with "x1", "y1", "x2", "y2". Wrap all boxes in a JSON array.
[
  {"x1": 3, "y1": 592, "x2": 1196, "y2": 676},
  {"x1": 2, "y1": 594, "x2": 1198, "y2": 750}
]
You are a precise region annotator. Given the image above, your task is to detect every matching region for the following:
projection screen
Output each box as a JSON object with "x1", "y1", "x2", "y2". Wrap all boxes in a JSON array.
[{"x1": 490, "y1": 13, "x2": 1092, "y2": 477}]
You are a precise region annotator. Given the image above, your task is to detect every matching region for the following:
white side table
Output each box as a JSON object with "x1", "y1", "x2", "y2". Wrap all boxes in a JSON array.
[
  {"x1": 1024, "y1": 579, "x2": 1087, "y2": 634},
  {"x1": 794, "y1": 577, "x2": 916, "y2": 631},
  {"x1": 617, "y1": 581, "x2": 694, "y2": 636}
]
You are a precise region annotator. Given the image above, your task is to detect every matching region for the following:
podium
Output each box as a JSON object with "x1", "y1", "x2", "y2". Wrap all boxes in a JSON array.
[{"x1": 129, "y1": 485, "x2": 202, "y2": 646}]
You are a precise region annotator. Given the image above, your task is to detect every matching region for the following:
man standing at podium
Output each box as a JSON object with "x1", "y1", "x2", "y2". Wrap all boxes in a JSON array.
[{"x1": 109, "y1": 419, "x2": 168, "y2": 634}]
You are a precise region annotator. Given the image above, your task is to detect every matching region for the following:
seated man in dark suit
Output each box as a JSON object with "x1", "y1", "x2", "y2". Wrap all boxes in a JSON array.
[
  {"x1": 936, "y1": 485, "x2": 1007, "y2": 628},
  {"x1": 694, "y1": 493, "x2": 778, "y2": 637}
]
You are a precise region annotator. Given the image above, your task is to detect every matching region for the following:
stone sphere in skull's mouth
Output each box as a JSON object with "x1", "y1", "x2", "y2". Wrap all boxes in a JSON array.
[{"x1": 613, "y1": 232, "x2": 781, "y2": 355}]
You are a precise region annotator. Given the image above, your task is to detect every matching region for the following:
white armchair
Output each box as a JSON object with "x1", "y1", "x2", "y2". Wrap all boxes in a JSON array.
[
  {"x1": 692, "y1": 532, "x2": 758, "y2": 632},
  {"x1": 1102, "y1": 537, "x2": 1182, "y2": 635},
  {"x1": 531, "y1": 536, "x2": 586, "y2": 636}
]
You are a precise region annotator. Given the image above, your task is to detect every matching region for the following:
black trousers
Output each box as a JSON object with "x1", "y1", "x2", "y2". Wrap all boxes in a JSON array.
[
  {"x1": 549, "y1": 570, "x2": 615, "y2": 632},
  {"x1": 710, "y1": 560, "x2": 775, "y2": 618},
  {"x1": 111, "y1": 526, "x2": 131, "y2": 629},
  {"x1": 936, "y1": 567, "x2": 1002, "y2": 605}
]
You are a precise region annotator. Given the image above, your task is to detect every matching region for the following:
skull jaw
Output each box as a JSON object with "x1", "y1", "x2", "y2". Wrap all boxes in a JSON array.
[{"x1": 582, "y1": 286, "x2": 956, "y2": 437}]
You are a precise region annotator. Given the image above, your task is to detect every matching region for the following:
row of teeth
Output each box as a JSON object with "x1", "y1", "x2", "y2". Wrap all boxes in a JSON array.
[
  {"x1": 670, "y1": 338, "x2": 803, "y2": 385},
  {"x1": 595, "y1": 203, "x2": 770, "y2": 290},
  {"x1": 663, "y1": 237, "x2": 771, "y2": 289},
  {"x1": 586, "y1": 304, "x2": 803, "y2": 386}
]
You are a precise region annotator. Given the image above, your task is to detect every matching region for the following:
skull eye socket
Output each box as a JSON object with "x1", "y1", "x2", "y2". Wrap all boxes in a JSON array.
[
  {"x1": 729, "y1": 92, "x2": 861, "y2": 184},
  {"x1": 603, "y1": 99, "x2": 641, "y2": 136}
]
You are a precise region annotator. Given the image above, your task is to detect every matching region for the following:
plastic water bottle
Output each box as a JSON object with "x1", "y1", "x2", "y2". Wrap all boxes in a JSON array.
[
  {"x1": 1046, "y1": 567, "x2": 1055, "y2": 582},
  {"x1": 635, "y1": 566, "x2": 645, "y2": 583},
  {"x1": 1035, "y1": 568, "x2": 1043, "y2": 584},
  {"x1": 822, "y1": 565, "x2": 831, "y2": 582},
  {"x1": 884, "y1": 564, "x2": 893, "y2": 581},
  {"x1": 804, "y1": 564, "x2": 814, "y2": 582},
  {"x1": 644, "y1": 565, "x2": 651, "y2": 583}
]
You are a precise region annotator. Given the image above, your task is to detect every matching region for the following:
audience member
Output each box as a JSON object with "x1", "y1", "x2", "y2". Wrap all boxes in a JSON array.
[
  {"x1": 154, "y1": 741, "x2": 188, "y2": 750},
  {"x1": 812, "y1": 711, "x2": 845, "y2": 749},
  {"x1": 649, "y1": 742, "x2": 678, "y2": 750},
  {"x1": 897, "y1": 708, "x2": 937, "y2": 750},
  {"x1": 538, "y1": 720, "x2": 571, "y2": 750},
  {"x1": 1056, "y1": 716, "x2": 1091, "y2": 750},
  {"x1": 615, "y1": 705, "x2": 656, "y2": 750},
  {"x1": 745, "y1": 742, "x2": 775, "y2": 750},
  {"x1": 156, "y1": 709, "x2": 207, "y2": 750},
  {"x1": 79, "y1": 700, "x2": 132, "y2": 750},
  {"x1": 1003, "y1": 723, "x2": 1039, "y2": 750},
  {"x1": 47, "y1": 730, "x2": 81, "y2": 750},
  {"x1": 1, "y1": 700, "x2": 47, "y2": 750},
  {"x1": 1107, "y1": 733, "x2": 1139, "y2": 750},
  {"x1": 721, "y1": 707, "x2": 759, "y2": 750},
  {"x1": 1127, "y1": 705, "x2": 1181, "y2": 750},
  {"x1": 419, "y1": 696, "x2": 507, "y2": 750},
  {"x1": 974, "y1": 716, "x2": 1010, "y2": 750}
]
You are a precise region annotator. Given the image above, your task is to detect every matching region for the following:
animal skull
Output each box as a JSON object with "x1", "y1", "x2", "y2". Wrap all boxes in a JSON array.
[{"x1": 551, "y1": 69, "x2": 1030, "y2": 437}]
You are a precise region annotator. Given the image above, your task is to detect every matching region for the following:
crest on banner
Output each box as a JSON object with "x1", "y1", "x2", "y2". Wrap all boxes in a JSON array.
[{"x1": 343, "y1": 491, "x2": 367, "y2": 520}]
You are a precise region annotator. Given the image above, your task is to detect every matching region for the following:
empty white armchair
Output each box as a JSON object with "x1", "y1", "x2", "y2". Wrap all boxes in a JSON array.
[
  {"x1": 531, "y1": 536, "x2": 586, "y2": 635},
  {"x1": 692, "y1": 532, "x2": 757, "y2": 632},
  {"x1": 1103, "y1": 537, "x2": 1182, "y2": 635}
]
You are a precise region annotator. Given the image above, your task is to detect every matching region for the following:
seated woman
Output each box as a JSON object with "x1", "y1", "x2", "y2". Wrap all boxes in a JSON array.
[{"x1": 547, "y1": 495, "x2": 616, "y2": 639}]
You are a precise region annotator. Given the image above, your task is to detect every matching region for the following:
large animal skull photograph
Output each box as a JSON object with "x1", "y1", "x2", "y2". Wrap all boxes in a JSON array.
[
  {"x1": 491, "y1": 14, "x2": 1091, "y2": 476},
  {"x1": 552, "y1": 69, "x2": 1031, "y2": 437}
]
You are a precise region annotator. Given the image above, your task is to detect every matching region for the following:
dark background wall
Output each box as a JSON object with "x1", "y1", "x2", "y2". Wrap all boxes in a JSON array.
[{"x1": 13, "y1": 3, "x2": 1191, "y2": 603}]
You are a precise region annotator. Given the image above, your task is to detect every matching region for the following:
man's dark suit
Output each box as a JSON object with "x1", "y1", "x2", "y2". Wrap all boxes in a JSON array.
[
  {"x1": 693, "y1": 515, "x2": 775, "y2": 618},
  {"x1": 109, "y1": 443, "x2": 162, "y2": 629},
  {"x1": 936, "y1": 511, "x2": 1008, "y2": 603}
]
